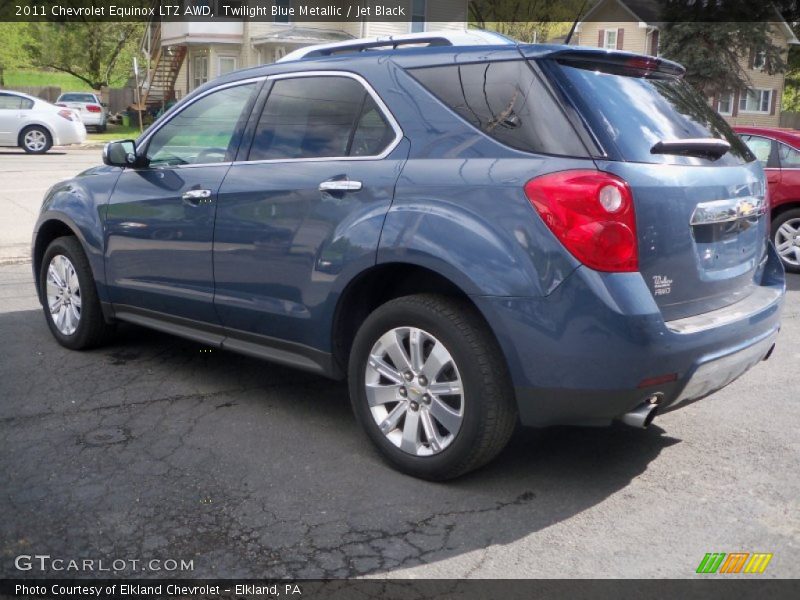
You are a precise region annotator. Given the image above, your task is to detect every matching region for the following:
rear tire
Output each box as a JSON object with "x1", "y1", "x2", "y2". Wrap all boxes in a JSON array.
[
  {"x1": 20, "y1": 125, "x2": 52, "y2": 154},
  {"x1": 39, "y1": 236, "x2": 115, "y2": 350},
  {"x1": 348, "y1": 294, "x2": 517, "y2": 480},
  {"x1": 772, "y1": 208, "x2": 800, "y2": 274}
]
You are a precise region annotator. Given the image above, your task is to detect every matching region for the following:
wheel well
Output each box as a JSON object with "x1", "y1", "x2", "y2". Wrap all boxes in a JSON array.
[
  {"x1": 772, "y1": 202, "x2": 800, "y2": 222},
  {"x1": 33, "y1": 220, "x2": 76, "y2": 296},
  {"x1": 331, "y1": 263, "x2": 485, "y2": 372},
  {"x1": 18, "y1": 123, "x2": 53, "y2": 147}
]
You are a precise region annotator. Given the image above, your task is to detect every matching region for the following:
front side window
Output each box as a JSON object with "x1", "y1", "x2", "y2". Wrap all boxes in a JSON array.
[
  {"x1": 411, "y1": 0, "x2": 426, "y2": 33},
  {"x1": 739, "y1": 88, "x2": 771, "y2": 113},
  {"x1": 0, "y1": 94, "x2": 33, "y2": 109},
  {"x1": 249, "y1": 76, "x2": 394, "y2": 160},
  {"x1": 146, "y1": 83, "x2": 256, "y2": 166},
  {"x1": 410, "y1": 60, "x2": 588, "y2": 157}
]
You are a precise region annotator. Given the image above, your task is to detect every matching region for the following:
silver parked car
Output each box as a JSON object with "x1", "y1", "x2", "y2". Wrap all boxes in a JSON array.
[
  {"x1": 0, "y1": 91, "x2": 86, "y2": 154},
  {"x1": 55, "y1": 92, "x2": 108, "y2": 132}
]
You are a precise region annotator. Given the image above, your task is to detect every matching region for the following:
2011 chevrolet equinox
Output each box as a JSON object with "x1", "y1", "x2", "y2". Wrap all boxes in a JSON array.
[{"x1": 33, "y1": 37, "x2": 785, "y2": 479}]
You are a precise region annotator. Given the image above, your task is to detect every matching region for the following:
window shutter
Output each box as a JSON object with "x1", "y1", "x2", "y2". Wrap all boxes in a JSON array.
[
  {"x1": 770, "y1": 89, "x2": 778, "y2": 115},
  {"x1": 617, "y1": 28, "x2": 624, "y2": 50},
  {"x1": 651, "y1": 30, "x2": 659, "y2": 56},
  {"x1": 732, "y1": 89, "x2": 740, "y2": 117},
  {"x1": 598, "y1": 29, "x2": 605, "y2": 47}
]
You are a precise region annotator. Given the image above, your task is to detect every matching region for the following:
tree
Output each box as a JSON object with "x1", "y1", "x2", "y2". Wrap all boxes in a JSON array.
[
  {"x1": 0, "y1": 23, "x2": 33, "y2": 85},
  {"x1": 26, "y1": 21, "x2": 144, "y2": 90},
  {"x1": 469, "y1": 0, "x2": 584, "y2": 43},
  {"x1": 660, "y1": 21, "x2": 787, "y2": 96}
]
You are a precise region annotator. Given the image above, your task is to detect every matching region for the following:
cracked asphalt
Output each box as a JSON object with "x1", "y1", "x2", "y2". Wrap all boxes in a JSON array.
[{"x1": 1, "y1": 148, "x2": 799, "y2": 579}]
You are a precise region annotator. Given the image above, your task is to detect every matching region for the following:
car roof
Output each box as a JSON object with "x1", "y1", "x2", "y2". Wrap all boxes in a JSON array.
[
  {"x1": 734, "y1": 126, "x2": 800, "y2": 147},
  {"x1": 0, "y1": 90, "x2": 39, "y2": 101}
]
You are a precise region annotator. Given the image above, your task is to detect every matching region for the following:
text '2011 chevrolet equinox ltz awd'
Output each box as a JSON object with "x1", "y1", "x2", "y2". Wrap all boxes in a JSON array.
[{"x1": 33, "y1": 38, "x2": 785, "y2": 479}]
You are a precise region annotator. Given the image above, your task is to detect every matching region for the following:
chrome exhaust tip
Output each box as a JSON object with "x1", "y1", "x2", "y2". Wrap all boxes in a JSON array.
[{"x1": 620, "y1": 401, "x2": 658, "y2": 429}]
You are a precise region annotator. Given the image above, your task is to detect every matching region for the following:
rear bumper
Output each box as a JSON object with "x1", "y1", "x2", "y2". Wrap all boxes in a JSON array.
[
  {"x1": 52, "y1": 120, "x2": 86, "y2": 146},
  {"x1": 474, "y1": 244, "x2": 785, "y2": 427}
]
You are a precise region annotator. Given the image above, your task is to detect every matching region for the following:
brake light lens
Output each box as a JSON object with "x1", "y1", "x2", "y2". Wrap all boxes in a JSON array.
[
  {"x1": 57, "y1": 109, "x2": 76, "y2": 121},
  {"x1": 524, "y1": 170, "x2": 638, "y2": 272},
  {"x1": 86, "y1": 104, "x2": 102, "y2": 113}
]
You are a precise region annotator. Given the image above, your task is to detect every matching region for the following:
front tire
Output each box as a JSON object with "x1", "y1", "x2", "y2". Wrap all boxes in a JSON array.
[
  {"x1": 20, "y1": 125, "x2": 52, "y2": 154},
  {"x1": 348, "y1": 294, "x2": 517, "y2": 480},
  {"x1": 772, "y1": 208, "x2": 800, "y2": 274},
  {"x1": 39, "y1": 236, "x2": 114, "y2": 349}
]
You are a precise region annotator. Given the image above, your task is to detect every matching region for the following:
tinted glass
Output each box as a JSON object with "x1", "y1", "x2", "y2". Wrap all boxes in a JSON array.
[
  {"x1": 778, "y1": 141, "x2": 800, "y2": 168},
  {"x1": 250, "y1": 76, "x2": 377, "y2": 160},
  {"x1": 59, "y1": 93, "x2": 96, "y2": 103},
  {"x1": 350, "y1": 96, "x2": 395, "y2": 157},
  {"x1": 0, "y1": 94, "x2": 32, "y2": 109},
  {"x1": 409, "y1": 60, "x2": 587, "y2": 157},
  {"x1": 146, "y1": 83, "x2": 255, "y2": 166},
  {"x1": 555, "y1": 61, "x2": 752, "y2": 166}
]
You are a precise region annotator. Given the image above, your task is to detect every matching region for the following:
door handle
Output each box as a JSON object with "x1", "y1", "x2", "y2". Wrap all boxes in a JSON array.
[
  {"x1": 319, "y1": 179, "x2": 362, "y2": 192},
  {"x1": 182, "y1": 189, "x2": 213, "y2": 205}
]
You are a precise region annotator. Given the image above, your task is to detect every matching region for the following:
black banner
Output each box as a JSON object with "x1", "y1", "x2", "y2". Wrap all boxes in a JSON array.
[
  {"x1": 2, "y1": 579, "x2": 800, "y2": 600},
  {"x1": 1, "y1": 0, "x2": 799, "y2": 23}
]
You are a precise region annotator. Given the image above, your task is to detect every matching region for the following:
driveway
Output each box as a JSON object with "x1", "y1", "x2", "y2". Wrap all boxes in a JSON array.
[{"x1": 0, "y1": 148, "x2": 798, "y2": 579}]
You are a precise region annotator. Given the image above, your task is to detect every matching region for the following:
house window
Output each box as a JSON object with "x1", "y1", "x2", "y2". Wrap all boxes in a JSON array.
[
  {"x1": 753, "y1": 50, "x2": 767, "y2": 70},
  {"x1": 192, "y1": 54, "x2": 208, "y2": 89},
  {"x1": 739, "y1": 88, "x2": 772, "y2": 114},
  {"x1": 717, "y1": 92, "x2": 734, "y2": 116},
  {"x1": 218, "y1": 56, "x2": 238, "y2": 76},
  {"x1": 411, "y1": 0, "x2": 426, "y2": 33},
  {"x1": 273, "y1": 0, "x2": 290, "y2": 23},
  {"x1": 604, "y1": 29, "x2": 617, "y2": 50}
]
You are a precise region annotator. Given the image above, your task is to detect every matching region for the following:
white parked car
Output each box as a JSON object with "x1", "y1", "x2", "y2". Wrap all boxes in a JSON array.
[
  {"x1": 55, "y1": 92, "x2": 108, "y2": 132},
  {"x1": 0, "y1": 91, "x2": 86, "y2": 154}
]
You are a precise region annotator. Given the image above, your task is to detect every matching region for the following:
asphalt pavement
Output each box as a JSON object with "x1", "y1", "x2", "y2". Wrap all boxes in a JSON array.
[{"x1": 0, "y1": 147, "x2": 798, "y2": 579}]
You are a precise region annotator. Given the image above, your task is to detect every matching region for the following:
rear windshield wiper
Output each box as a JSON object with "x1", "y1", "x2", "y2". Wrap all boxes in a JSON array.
[{"x1": 650, "y1": 138, "x2": 730, "y2": 160}]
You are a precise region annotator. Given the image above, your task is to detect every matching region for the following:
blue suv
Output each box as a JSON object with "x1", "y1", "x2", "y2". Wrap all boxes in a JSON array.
[{"x1": 33, "y1": 40, "x2": 785, "y2": 479}]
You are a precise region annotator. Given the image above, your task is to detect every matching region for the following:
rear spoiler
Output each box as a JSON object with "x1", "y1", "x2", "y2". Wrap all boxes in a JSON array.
[{"x1": 535, "y1": 49, "x2": 686, "y2": 78}]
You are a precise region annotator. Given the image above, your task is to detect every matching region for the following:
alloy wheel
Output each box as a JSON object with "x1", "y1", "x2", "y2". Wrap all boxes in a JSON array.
[
  {"x1": 775, "y1": 217, "x2": 800, "y2": 267},
  {"x1": 365, "y1": 326, "x2": 464, "y2": 456},
  {"x1": 24, "y1": 129, "x2": 47, "y2": 152},
  {"x1": 45, "y1": 254, "x2": 81, "y2": 335}
]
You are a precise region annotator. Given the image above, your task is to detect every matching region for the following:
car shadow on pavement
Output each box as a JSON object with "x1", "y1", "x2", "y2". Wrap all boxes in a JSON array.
[{"x1": 0, "y1": 310, "x2": 679, "y2": 579}]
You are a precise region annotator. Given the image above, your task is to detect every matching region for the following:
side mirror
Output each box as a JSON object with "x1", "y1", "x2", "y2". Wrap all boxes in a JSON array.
[{"x1": 103, "y1": 140, "x2": 139, "y2": 168}]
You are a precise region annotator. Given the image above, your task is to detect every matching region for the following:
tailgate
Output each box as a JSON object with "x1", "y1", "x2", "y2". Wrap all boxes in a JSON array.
[{"x1": 536, "y1": 49, "x2": 768, "y2": 320}]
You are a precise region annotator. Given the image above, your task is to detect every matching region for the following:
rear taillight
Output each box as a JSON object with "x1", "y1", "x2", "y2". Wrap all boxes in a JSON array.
[
  {"x1": 86, "y1": 104, "x2": 102, "y2": 113},
  {"x1": 524, "y1": 170, "x2": 638, "y2": 272},
  {"x1": 57, "y1": 109, "x2": 76, "y2": 121}
]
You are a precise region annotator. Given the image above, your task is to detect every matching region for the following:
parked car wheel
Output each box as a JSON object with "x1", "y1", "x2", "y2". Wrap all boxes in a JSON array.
[
  {"x1": 348, "y1": 294, "x2": 517, "y2": 480},
  {"x1": 772, "y1": 208, "x2": 800, "y2": 273},
  {"x1": 39, "y1": 236, "x2": 115, "y2": 349},
  {"x1": 20, "y1": 125, "x2": 52, "y2": 154}
]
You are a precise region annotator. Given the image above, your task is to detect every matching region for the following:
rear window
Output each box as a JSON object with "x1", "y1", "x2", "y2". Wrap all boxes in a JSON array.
[
  {"x1": 554, "y1": 60, "x2": 753, "y2": 166},
  {"x1": 59, "y1": 93, "x2": 96, "y2": 103},
  {"x1": 409, "y1": 60, "x2": 588, "y2": 157}
]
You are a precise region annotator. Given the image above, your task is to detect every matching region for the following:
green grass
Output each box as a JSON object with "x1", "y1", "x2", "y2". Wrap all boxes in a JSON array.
[
  {"x1": 3, "y1": 70, "x2": 96, "y2": 91},
  {"x1": 86, "y1": 124, "x2": 142, "y2": 143}
]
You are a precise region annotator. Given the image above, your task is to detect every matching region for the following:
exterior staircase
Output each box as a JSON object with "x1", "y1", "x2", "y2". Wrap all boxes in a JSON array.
[{"x1": 139, "y1": 20, "x2": 186, "y2": 110}]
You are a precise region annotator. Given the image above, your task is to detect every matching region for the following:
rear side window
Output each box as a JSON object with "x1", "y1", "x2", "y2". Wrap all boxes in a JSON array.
[
  {"x1": 554, "y1": 61, "x2": 753, "y2": 166},
  {"x1": 249, "y1": 76, "x2": 395, "y2": 160},
  {"x1": 0, "y1": 94, "x2": 33, "y2": 110},
  {"x1": 408, "y1": 60, "x2": 587, "y2": 157}
]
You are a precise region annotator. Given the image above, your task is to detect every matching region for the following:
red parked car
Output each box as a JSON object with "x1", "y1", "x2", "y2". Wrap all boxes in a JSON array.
[{"x1": 735, "y1": 126, "x2": 800, "y2": 273}]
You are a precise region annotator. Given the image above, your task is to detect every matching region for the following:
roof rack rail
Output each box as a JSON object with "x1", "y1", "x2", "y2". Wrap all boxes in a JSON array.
[{"x1": 278, "y1": 30, "x2": 517, "y2": 62}]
